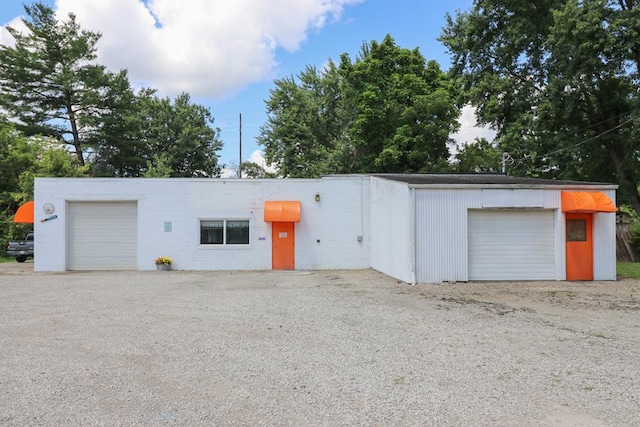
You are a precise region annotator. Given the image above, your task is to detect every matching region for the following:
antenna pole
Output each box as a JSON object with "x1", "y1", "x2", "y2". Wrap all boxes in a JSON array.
[
  {"x1": 501, "y1": 152, "x2": 514, "y2": 175},
  {"x1": 239, "y1": 113, "x2": 242, "y2": 179}
]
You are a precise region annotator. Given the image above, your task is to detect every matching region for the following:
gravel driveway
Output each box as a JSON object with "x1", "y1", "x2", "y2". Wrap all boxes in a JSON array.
[{"x1": 1, "y1": 262, "x2": 639, "y2": 426}]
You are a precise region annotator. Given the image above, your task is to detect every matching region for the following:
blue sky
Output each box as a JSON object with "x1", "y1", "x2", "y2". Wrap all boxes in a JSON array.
[{"x1": 0, "y1": 0, "x2": 492, "y2": 175}]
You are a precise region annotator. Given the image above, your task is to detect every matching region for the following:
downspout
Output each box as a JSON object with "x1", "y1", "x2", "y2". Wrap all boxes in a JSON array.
[{"x1": 410, "y1": 187, "x2": 416, "y2": 285}]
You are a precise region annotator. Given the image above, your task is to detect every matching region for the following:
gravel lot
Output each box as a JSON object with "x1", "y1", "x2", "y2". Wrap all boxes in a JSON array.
[{"x1": 1, "y1": 262, "x2": 639, "y2": 426}]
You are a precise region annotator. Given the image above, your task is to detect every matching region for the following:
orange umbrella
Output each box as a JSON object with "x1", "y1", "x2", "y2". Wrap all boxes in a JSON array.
[{"x1": 14, "y1": 201, "x2": 34, "y2": 223}]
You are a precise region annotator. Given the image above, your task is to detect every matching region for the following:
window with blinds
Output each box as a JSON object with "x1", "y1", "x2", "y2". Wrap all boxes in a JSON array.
[{"x1": 200, "y1": 220, "x2": 249, "y2": 245}]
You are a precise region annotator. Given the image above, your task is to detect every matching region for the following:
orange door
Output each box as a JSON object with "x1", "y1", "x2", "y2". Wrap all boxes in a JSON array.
[
  {"x1": 565, "y1": 213, "x2": 593, "y2": 280},
  {"x1": 272, "y1": 222, "x2": 295, "y2": 270}
]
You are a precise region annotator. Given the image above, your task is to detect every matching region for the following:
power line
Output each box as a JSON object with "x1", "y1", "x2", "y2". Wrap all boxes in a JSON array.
[{"x1": 512, "y1": 114, "x2": 638, "y2": 163}]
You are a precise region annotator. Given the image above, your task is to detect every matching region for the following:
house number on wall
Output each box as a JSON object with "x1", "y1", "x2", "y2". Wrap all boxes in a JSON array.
[
  {"x1": 279, "y1": 232, "x2": 288, "y2": 238},
  {"x1": 43, "y1": 203, "x2": 55, "y2": 214}
]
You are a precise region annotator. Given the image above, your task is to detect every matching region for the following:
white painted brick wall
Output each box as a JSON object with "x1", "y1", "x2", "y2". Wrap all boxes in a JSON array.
[
  {"x1": 369, "y1": 177, "x2": 413, "y2": 283},
  {"x1": 34, "y1": 177, "x2": 369, "y2": 272}
]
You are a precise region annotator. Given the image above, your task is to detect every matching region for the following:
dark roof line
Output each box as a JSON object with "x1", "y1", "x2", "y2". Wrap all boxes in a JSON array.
[{"x1": 372, "y1": 173, "x2": 616, "y2": 186}]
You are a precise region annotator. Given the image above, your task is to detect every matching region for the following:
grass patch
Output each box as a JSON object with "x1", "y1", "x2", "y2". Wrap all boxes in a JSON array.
[
  {"x1": 617, "y1": 262, "x2": 640, "y2": 279},
  {"x1": 0, "y1": 256, "x2": 15, "y2": 264}
]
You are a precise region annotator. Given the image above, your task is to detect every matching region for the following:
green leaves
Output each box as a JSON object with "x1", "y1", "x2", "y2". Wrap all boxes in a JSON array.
[
  {"x1": 93, "y1": 91, "x2": 223, "y2": 177},
  {"x1": 0, "y1": 122, "x2": 86, "y2": 246},
  {"x1": 441, "y1": 0, "x2": 640, "y2": 212},
  {"x1": 0, "y1": 3, "x2": 110, "y2": 164},
  {"x1": 259, "y1": 62, "x2": 348, "y2": 177},
  {"x1": 341, "y1": 36, "x2": 460, "y2": 173},
  {"x1": 259, "y1": 35, "x2": 460, "y2": 177},
  {"x1": 0, "y1": 2, "x2": 223, "y2": 179}
]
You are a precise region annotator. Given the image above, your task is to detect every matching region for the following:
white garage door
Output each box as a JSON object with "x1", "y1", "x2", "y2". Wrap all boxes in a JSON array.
[
  {"x1": 67, "y1": 202, "x2": 138, "y2": 270},
  {"x1": 468, "y1": 210, "x2": 555, "y2": 280}
]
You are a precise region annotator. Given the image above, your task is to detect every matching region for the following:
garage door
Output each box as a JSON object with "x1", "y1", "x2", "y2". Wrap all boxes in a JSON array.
[
  {"x1": 67, "y1": 202, "x2": 137, "y2": 270},
  {"x1": 468, "y1": 210, "x2": 555, "y2": 280}
]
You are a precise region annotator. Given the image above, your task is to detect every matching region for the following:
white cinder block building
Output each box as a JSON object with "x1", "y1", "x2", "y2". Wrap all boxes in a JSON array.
[{"x1": 34, "y1": 174, "x2": 617, "y2": 283}]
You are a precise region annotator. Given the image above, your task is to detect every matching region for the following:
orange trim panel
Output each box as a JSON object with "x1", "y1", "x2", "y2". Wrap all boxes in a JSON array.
[
  {"x1": 264, "y1": 201, "x2": 301, "y2": 222},
  {"x1": 561, "y1": 191, "x2": 616, "y2": 213},
  {"x1": 13, "y1": 201, "x2": 34, "y2": 223}
]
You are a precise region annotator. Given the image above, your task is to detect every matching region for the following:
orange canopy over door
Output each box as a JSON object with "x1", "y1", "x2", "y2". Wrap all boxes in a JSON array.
[
  {"x1": 264, "y1": 201, "x2": 301, "y2": 222},
  {"x1": 561, "y1": 191, "x2": 616, "y2": 213},
  {"x1": 13, "y1": 201, "x2": 34, "y2": 223}
]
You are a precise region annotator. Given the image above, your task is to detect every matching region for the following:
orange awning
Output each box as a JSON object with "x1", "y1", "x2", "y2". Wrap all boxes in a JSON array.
[
  {"x1": 13, "y1": 201, "x2": 34, "y2": 223},
  {"x1": 264, "y1": 201, "x2": 301, "y2": 222},
  {"x1": 561, "y1": 191, "x2": 616, "y2": 213}
]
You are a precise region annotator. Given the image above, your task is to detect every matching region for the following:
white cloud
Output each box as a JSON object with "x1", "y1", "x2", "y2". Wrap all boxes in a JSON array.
[
  {"x1": 247, "y1": 149, "x2": 278, "y2": 174},
  {"x1": 451, "y1": 105, "x2": 496, "y2": 147},
  {"x1": 0, "y1": 16, "x2": 26, "y2": 47},
  {"x1": 220, "y1": 167, "x2": 237, "y2": 178},
  {"x1": 49, "y1": 0, "x2": 362, "y2": 98},
  {"x1": 219, "y1": 149, "x2": 277, "y2": 178}
]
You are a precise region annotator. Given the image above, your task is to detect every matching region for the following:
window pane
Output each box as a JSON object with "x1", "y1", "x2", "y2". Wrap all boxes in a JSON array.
[
  {"x1": 201, "y1": 220, "x2": 223, "y2": 244},
  {"x1": 567, "y1": 219, "x2": 587, "y2": 242},
  {"x1": 226, "y1": 220, "x2": 249, "y2": 244}
]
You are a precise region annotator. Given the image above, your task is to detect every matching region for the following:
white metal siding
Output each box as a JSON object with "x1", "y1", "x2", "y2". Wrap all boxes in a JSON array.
[
  {"x1": 67, "y1": 202, "x2": 137, "y2": 270},
  {"x1": 593, "y1": 190, "x2": 617, "y2": 280},
  {"x1": 415, "y1": 189, "x2": 482, "y2": 283},
  {"x1": 468, "y1": 210, "x2": 555, "y2": 280},
  {"x1": 482, "y1": 189, "x2": 544, "y2": 208}
]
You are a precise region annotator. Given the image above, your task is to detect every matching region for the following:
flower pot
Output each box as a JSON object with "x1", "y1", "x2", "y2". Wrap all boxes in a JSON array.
[{"x1": 156, "y1": 264, "x2": 171, "y2": 271}]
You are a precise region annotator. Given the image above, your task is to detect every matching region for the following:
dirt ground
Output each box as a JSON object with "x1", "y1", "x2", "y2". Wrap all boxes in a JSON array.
[{"x1": 1, "y1": 261, "x2": 639, "y2": 426}]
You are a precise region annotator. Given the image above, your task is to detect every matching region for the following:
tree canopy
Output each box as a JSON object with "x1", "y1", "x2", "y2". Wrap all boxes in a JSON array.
[
  {"x1": 441, "y1": 0, "x2": 640, "y2": 212},
  {"x1": 259, "y1": 35, "x2": 461, "y2": 177},
  {"x1": 92, "y1": 91, "x2": 223, "y2": 177},
  {"x1": 0, "y1": 2, "x2": 223, "y2": 178},
  {"x1": 0, "y1": 2, "x2": 134, "y2": 165},
  {"x1": 0, "y1": 122, "x2": 86, "y2": 253}
]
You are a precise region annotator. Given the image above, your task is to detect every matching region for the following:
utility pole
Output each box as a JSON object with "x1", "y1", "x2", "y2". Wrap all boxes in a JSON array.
[{"x1": 238, "y1": 113, "x2": 242, "y2": 179}]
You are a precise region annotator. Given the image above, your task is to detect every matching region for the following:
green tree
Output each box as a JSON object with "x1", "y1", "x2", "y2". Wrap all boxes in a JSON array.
[
  {"x1": 259, "y1": 62, "x2": 348, "y2": 177},
  {"x1": 0, "y1": 123, "x2": 86, "y2": 253},
  {"x1": 0, "y1": 124, "x2": 37, "y2": 215},
  {"x1": 453, "y1": 138, "x2": 502, "y2": 173},
  {"x1": 339, "y1": 35, "x2": 460, "y2": 173},
  {"x1": 91, "y1": 89, "x2": 223, "y2": 178},
  {"x1": 240, "y1": 161, "x2": 277, "y2": 178},
  {"x1": 153, "y1": 92, "x2": 223, "y2": 177},
  {"x1": 259, "y1": 35, "x2": 460, "y2": 177},
  {"x1": 440, "y1": 0, "x2": 640, "y2": 212},
  {"x1": 17, "y1": 136, "x2": 88, "y2": 199},
  {"x1": 0, "y1": 2, "x2": 136, "y2": 165},
  {"x1": 142, "y1": 154, "x2": 173, "y2": 178},
  {"x1": 134, "y1": 92, "x2": 223, "y2": 177}
]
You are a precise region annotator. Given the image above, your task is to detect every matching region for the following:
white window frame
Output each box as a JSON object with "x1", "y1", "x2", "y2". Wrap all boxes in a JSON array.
[{"x1": 199, "y1": 218, "x2": 250, "y2": 246}]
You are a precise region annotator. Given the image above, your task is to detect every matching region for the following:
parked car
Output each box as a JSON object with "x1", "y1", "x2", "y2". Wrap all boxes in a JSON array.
[{"x1": 6, "y1": 232, "x2": 34, "y2": 263}]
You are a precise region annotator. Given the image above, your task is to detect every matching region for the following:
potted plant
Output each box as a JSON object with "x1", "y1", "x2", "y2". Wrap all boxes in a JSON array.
[{"x1": 154, "y1": 256, "x2": 173, "y2": 271}]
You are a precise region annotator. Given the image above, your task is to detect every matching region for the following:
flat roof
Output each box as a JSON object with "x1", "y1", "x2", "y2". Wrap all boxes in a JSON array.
[{"x1": 372, "y1": 174, "x2": 616, "y2": 187}]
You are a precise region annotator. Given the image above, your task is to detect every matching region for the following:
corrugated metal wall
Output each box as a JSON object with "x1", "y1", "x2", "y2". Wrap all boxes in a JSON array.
[
  {"x1": 412, "y1": 188, "x2": 617, "y2": 283},
  {"x1": 544, "y1": 190, "x2": 565, "y2": 280},
  {"x1": 414, "y1": 189, "x2": 482, "y2": 283},
  {"x1": 593, "y1": 190, "x2": 617, "y2": 280}
]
